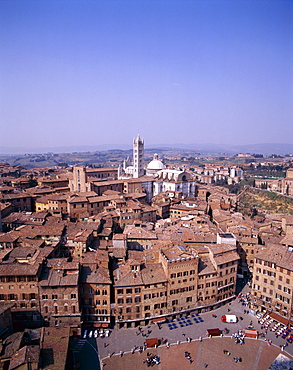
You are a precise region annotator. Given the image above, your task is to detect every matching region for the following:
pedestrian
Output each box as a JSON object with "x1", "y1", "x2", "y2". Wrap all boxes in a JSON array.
[{"x1": 204, "y1": 363, "x2": 208, "y2": 368}]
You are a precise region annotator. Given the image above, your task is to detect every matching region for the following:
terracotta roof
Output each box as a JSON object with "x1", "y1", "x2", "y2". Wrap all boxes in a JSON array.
[
  {"x1": 114, "y1": 269, "x2": 144, "y2": 287},
  {"x1": 80, "y1": 265, "x2": 111, "y2": 284},
  {"x1": 123, "y1": 225, "x2": 157, "y2": 240},
  {"x1": 198, "y1": 257, "x2": 216, "y2": 275},
  {"x1": 15, "y1": 224, "x2": 65, "y2": 238},
  {"x1": 238, "y1": 236, "x2": 258, "y2": 244},
  {"x1": 280, "y1": 234, "x2": 293, "y2": 246},
  {"x1": 161, "y1": 245, "x2": 197, "y2": 261},
  {"x1": 0, "y1": 302, "x2": 13, "y2": 315},
  {"x1": 0, "y1": 261, "x2": 41, "y2": 276},
  {"x1": 212, "y1": 250, "x2": 240, "y2": 265},
  {"x1": 141, "y1": 263, "x2": 167, "y2": 285},
  {"x1": 0, "y1": 232, "x2": 19, "y2": 243},
  {"x1": 1, "y1": 332, "x2": 24, "y2": 359},
  {"x1": 40, "y1": 260, "x2": 79, "y2": 287},
  {"x1": 9, "y1": 345, "x2": 40, "y2": 370},
  {"x1": 256, "y1": 244, "x2": 293, "y2": 271},
  {"x1": 41, "y1": 327, "x2": 70, "y2": 370}
]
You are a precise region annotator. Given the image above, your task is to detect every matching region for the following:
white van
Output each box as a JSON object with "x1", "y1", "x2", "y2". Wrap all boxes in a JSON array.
[{"x1": 221, "y1": 315, "x2": 237, "y2": 323}]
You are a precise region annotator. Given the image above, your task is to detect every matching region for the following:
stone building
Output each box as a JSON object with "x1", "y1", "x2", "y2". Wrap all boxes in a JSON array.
[
  {"x1": 1, "y1": 192, "x2": 34, "y2": 212},
  {"x1": 160, "y1": 245, "x2": 198, "y2": 314},
  {"x1": 0, "y1": 247, "x2": 48, "y2": 330},
  {"x1": 69, "y1": 166, "x2": 118, "y2": 193},
  {"x1": 251, "y1": 244, "x2": 293, "y2": 324},
  {"x1": 80, "y1": 251, "x2": 112, "y2": 328},
  {"x1": 123, "y1": 224, "x2": 157, "y2": 251},
  {"x1": 153, "y1": 169, "x2": 196, "y2": 198},
  {"x1": 279, "y1": 168, "x2": 293, "y2": 196},
  {"x1": 0, "y1": 303, "x2": 13, "y2": 339},
  {"x1": 39, "y1": 259, "x2": 81, "y2": 327},
  {"x1": 112, "y1": 237, "x2": 239, "y2": 328},
  {"x1": 113, "y1": 257, "x2": 168, "y2": 328}
]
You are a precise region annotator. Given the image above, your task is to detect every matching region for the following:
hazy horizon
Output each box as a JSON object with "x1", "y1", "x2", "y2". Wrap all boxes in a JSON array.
[
  {"x1": 1, "y1": 142, "x2": 293, "y2": 156},
  {"x1": 1, "y1": 0, "x2": 292, "y2": 149}
]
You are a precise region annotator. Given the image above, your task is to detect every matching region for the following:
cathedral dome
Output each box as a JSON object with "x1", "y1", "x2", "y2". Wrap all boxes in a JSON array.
[{"x1": 147, "y1": 153, "x2": 165, "y2": 170}]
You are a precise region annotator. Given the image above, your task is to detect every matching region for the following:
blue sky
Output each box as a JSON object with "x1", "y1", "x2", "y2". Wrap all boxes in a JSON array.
[{"x1": 1, "y1": 0, "x2": 292, "y2": 150}]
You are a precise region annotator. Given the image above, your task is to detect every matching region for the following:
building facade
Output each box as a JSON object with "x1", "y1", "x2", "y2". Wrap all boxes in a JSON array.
[{"x1": 250, "y1": 244, "x2": 293, "y2": 324}]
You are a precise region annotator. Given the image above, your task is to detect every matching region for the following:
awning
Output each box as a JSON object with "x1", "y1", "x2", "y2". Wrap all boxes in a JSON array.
[
  {"x1": 244, "y1": 328, "x2": 258, "y2": 338},
  {"x1": 146, "y1": 338, "x2": 159, "y2": 348},
  {"x1": 270, "y1": 312, "x2": 292, "y2": 326},
  {"x1": 207, "y1": 328, "x2": 221, "y2": 336},
  {"x1": 152, "y1": 317, "x2": 166, "y2": 324},
  {"x1": 93, "y1": 323, "x2": 109, "y2": 328}
]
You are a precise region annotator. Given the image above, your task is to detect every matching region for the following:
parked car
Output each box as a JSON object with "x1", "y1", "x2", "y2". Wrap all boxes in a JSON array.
[{"x1": 221, "y1": 315, "x2": 237, "y2": 323}]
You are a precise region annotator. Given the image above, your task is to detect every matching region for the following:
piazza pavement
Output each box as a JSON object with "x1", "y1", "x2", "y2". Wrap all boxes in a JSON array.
[{"x1": 73, "y1": 283, "x2": 293, "y2": 369}]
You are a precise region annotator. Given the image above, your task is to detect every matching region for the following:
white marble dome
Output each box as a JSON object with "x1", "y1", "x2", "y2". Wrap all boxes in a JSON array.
[{"x1": 147, "y1": 153, "x2": 165, "y2": 170}]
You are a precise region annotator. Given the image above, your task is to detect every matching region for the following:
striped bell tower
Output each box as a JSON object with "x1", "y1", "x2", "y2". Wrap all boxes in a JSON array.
[{"x1": 133, "y1": 134, "x2": 144, "y2": 178}]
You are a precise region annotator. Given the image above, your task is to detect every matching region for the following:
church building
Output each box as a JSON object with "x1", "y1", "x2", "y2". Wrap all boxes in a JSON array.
[{"x1": 118, "y1": 134, "x2": 145, "y2": 179}]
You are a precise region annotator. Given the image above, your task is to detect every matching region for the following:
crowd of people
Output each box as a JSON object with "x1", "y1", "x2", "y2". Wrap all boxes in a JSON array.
[
  {"x1": 238, "y1": 292, "x2": 251, "y2": 307},
  {"x1": 232, "y1": 330, "x2": 245, "y2": 345},
  {"x1": 184, "y1": 350, "x2": 194, "y2": 364},
  {"x1": 143, "y1": 353, "x2": 160, "y2": 367}
]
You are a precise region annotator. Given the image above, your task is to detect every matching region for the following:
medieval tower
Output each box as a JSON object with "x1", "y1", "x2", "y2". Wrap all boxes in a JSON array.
[{"x1": 133, "y1": 134, "x2": 144, "y2": 178}]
